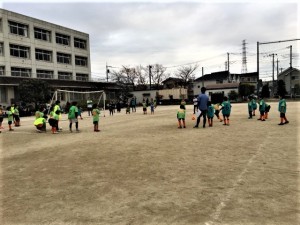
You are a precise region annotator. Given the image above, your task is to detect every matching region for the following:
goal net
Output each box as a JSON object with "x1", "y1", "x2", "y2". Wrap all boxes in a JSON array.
[{"x1": 49, "y1": 89, "x2": 106, "y2": 116}]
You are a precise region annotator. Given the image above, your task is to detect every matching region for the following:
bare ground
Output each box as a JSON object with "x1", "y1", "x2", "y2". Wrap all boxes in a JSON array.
[{"x1": 0, "y1": 102, "x2": 299, "y2": 225}]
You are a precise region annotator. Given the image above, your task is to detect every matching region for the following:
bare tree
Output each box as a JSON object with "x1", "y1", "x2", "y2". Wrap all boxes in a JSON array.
[{"x1": 175, "y1": 64, "x2": 199, "y2": 88}]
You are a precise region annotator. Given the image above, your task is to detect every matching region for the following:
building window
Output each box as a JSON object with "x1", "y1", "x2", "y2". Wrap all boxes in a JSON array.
[
  {"x1": 35, "y1": 49, "x2": 52, "y2": 62},
  {"x1": 34, "y1": 27, "x2": 51, "y2": 42},
  {"x1": 0, "y1": 18, "x2": 2, "y2": 32},
  {"x1": 56, "y1": 33, "x2": 70, "y2": 46},
  {"x1": 57, "y1": 52, "x2": 71, "y2": 64},
  {"x1": 75, "y1": 56, "x2": 88, "y2": 67},
  {"x1": 0, "y1": 42, "x2": 3, "y2": 56},
  {"x1": 74, "y1": 38, "x2": 86, "y2": 49},
  {"x1": 8, "y1": 20, "x2": 29, "y2": 37},
  {"x1": 0, "y1": 66, "x2": 5, "y2": 75},
  {"x1": 216, "y1": 80, "x2": 223, "y2": 84},
  {"x1": 76, "y1": 73, "x2": 88, "y2": 81},
  {"x1": 10, "y1": 44, "x2": 30, "y2": 59},
  {"x1": 37, "y1": 70, "x2": 54, "y2": 79},
  {"x1": 58, "y1": 71, "x2": 72, "y2": 80},
  {"x1": 11, "y1": 67, "x2": 31, "y2": 77}
]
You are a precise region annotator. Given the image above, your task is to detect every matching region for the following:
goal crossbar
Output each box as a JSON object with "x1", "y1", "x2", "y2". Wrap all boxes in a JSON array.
[{"x1": 49, "y1": 89, "x2": 106, "y2": 116}]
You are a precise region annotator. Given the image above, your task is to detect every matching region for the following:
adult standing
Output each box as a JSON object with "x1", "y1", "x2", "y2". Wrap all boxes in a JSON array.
[{"x1": 194, "y1": 87, "x2": 209, "y2": 128}]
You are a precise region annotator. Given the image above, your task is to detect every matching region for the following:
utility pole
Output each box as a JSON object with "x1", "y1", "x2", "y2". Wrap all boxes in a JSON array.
[
  {"x1": 149, "y1": 65, "x2": 152, "y2": 90},
  {"x1": 276, "y1": 58, "x2": 279, "y2": 77},
  {"x1": 257, "y1": 42, "x2": 260, "y2": 96},
  {"x1": 289, "y1": 45, "x2": 292, "y2": 68},
  {"x1": 227, "y1": 52, "x2": 230, "y2": 73},
  {"x1": 202, "y1": 67, "x2": 204, "y2": 87},
  {"x1": 269, "y1": 53, "x2": 277, "y2": 97},
  {"x1": 289, "y1": 45, "x2": 292, "y2": 96},
  {"x1": 106, "y1": 62, "x2": 112, "y2": 82},
  {"x1": 241, "y1": 40, "x2": 247, "y2": 73}
]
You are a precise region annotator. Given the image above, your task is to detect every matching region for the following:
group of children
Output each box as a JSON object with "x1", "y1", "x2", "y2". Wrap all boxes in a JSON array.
[
  {"x1": 33, "y1": 100, "x2": 101, "y2": 134},
  {"x1": 0, "y1": 104, "x2": 21, "y2": 133},
  {"x1": 247, "y1": 95, "x2": 289, "y2": 125},
  {"x1": 177, "y1": 94, "x2": 290, "y2": 129}
]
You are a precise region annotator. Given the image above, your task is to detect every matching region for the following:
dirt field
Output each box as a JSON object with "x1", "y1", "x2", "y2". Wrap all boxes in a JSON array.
[{"x1": 0, "y1": 102, "x2": 299, "y2": 225}]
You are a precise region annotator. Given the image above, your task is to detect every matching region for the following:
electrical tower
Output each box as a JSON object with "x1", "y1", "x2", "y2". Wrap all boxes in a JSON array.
[{"x1": 241, "y1": 40, "x2": 248, "y2": 73}]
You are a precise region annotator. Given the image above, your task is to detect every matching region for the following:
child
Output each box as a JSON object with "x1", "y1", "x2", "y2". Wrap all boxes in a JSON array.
[
  {"x1": 278, "y1": 95, "x2": 289, "y2": 125},
  {"x1": 126, "y1": 103, "x2": 131, "y2": 114},
  {"x1": 142, "y1": 100, "x2": 147, "y2": 114},
  {"x1": 220, "y1": 96, "x2": 231, "y2": 126},
  {"x1": 14, "y1": 105, "x2": 20, "y2": 127},
  {"x1": 92, "y1": 104, "x2": 100, "y2": 132},
  {"x1": 180, "y1": 98, "x2": 186, "y2": 110},
  {"x1": 109, "y1": 103, "x2": 114, "y2": 116},
  {"x1": 251, "y1": 97, "x2": 257, "y2": 116},
  {"x1": 150, "y1": 100, "x2": 155, "y2": 115},
  {"x1": 177, "y1": 104, "x2": 186, "y2": 128},
  {"x1": 207, "y1": 101, "x2": 215, "y2": 127},
  {"x1": 0, "y1": 105, "x2": 4, "y2": 129},
  {"x1": 34, "y1": 108, "x2": 46, "y2": 132},
  {"x1": 264, "y1": 103, "x2": 271, "y2": 119},
  {"x1": 34, "y1": 117, "x2": 46, "y2": 132},
  {"x1": 6, "y1": 106, "x2": 14, "y2": 131},
  {"x1": 248, "y1": 96, "x2": 253, "y2": 119},
  {"x1": 214, "y1": 103, "x2": 223, "y2": 122},
  {"x1": 68, "y1": 101, "x2": 79, "y2": 132},
  {"x1": 49, "y1": 106, "x2": 59, "y2": 134},
  {"x1": 78, "y1": 107, "x2": 83, "y2": 120},
  {"x1": 53, "y1": 101, "x2": 62, "y2": 131},
  {"x1": 258, "y1": 96, "x2": 266, "y2": 121}
]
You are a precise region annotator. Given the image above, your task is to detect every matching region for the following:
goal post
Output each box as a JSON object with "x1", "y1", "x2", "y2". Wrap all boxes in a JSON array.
[{"x1": 49, "y1": 89, "x2": 106, "y2": 116}]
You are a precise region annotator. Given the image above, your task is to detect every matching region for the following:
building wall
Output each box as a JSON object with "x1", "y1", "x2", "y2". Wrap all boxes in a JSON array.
[
  {"x1": 278, "y1": 70, "x2": 300, "y2": 95},
  {"x1": 0, "y1": 9, "x2": 91, "y2": 81},
  {"x1": 192, "y1": 80, "x2": 215, "y2": 96}
]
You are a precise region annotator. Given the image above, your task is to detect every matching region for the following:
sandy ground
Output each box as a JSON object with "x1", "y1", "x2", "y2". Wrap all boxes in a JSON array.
[{"x1": 0, "y1": 102, "x2": 299, "y2": 225}]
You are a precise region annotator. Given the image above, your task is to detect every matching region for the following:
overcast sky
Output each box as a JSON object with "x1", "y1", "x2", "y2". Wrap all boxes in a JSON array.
[{"x1": 1, "y1": 0, "x2": 299, "y2": 81}]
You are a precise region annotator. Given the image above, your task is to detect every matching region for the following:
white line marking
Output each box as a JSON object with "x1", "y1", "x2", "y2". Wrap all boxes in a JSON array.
[{"x1": 205, "y1": 137, "x2": 268, "y2": 225}]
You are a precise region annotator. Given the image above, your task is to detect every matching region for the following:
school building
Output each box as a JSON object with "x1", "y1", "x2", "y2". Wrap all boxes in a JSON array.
[{"x1": 0, "y1": 9, "x2": 118, "y2": 107}]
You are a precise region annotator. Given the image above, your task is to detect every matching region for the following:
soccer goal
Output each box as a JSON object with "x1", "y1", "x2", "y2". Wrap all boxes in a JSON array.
[{"x1": 49, "y1": 89, "x2": 106, "y2": 116}]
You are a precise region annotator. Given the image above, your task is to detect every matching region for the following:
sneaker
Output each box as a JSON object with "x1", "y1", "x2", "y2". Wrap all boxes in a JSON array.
[
  {"x1": 36, "y1": 129, "x2": 42, "y2": 133},
  {"x1": 76, "y1": 129, "x2": 80, "y2": 132},
  {"x1": 183, "y1": 126, "x2": 186, "y2": 128},
  {"x1": 278, "y1": 123, "x2": 284, "y2": 125},
  {"x1": 257, "y1": 118, "x2": 261, "y2": 120},
  {"x1": 69, "y1": 129, "x2": 73, "y2": 133},
  {"x1": 9, "y1": 129, "x2": 14, "y2": 131},
  {"x1": 248, "y1": 117, "x2": 252, "y2": 119},
  {"x1": 261, "y1": 119, "x2": 265, "y2": 121},
  {"x1": 193, "y1": 126, "x2": 198, "y2": 128},
  {"x1": 178, "y1": 126, "x2": 182, "y2": 129},
  {"x1": 284, "y1": 121, "x2": 289, "y2": 124},
  {"x1": 223, "y1": 124, "x2": 227, "y2": 126}
]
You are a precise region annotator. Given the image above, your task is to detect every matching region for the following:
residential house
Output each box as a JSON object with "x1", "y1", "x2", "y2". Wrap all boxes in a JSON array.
[{"x1": 277, "y1": 67, "x2": 300, "y2": 96}]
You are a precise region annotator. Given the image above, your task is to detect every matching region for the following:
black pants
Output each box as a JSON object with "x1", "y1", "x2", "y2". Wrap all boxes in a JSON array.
[{"x1": 195, "y1": 110, "x2": 207, "y2": 127}]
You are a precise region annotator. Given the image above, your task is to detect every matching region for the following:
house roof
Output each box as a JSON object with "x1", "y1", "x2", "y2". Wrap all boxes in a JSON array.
[
  {"x1": 206, "y1": 82, "x2": 239, "y2": 90},
  {"x1": 194, "y1": 71, "x2": 229, "y2": 81},
  {"x1": 278, "y1": 67, "x2": 300, "y2": 77},
  {"x1": 162, "y1": 77, "x2": 184, "y2": 83}
]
